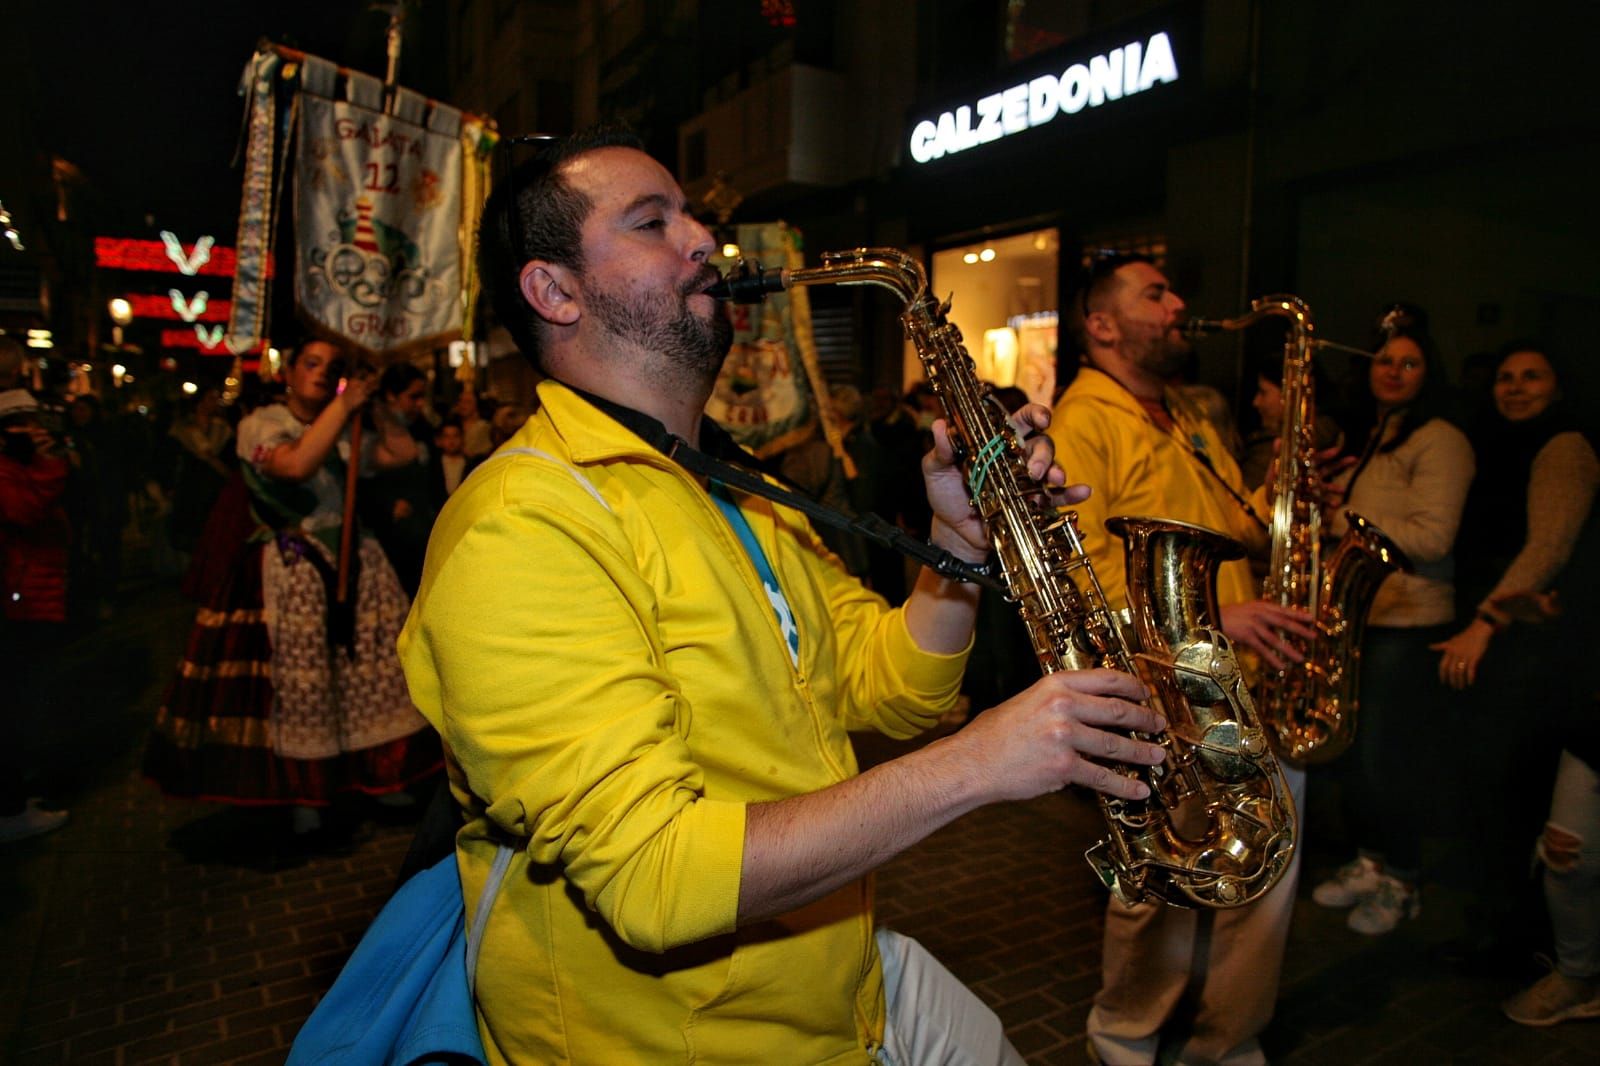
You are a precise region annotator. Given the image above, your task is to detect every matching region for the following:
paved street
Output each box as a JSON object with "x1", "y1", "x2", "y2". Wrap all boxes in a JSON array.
[{"x1": 2, "y1": 579, "x2": 1594, "y2": 1064}]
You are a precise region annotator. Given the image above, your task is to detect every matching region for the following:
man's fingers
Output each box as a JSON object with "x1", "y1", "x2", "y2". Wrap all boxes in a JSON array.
[
  {"x1": 1072, "y1": 726, "x2": 1166, "y2": 767},
  {"x1": 1082, "y1": 764, "x2": 1152, "y2": 801},
  {"x1": 1254, "y1": 643, "x2": 1288, "y2": 671},
  {"x1": 1010, "y1": 402, "x2": 1053, "y2": 435},
  {"x1": 1022, "y1": 436, "x2": 1059, "y2": 482},
  {"x1": 1044, "y1": 668, "x2": 1149, "y2": 704}
]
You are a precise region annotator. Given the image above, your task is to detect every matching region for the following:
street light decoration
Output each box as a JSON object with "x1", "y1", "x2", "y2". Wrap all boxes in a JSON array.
[{"x1": 0, "y1": 201, "x2": 22, "y2": 251}]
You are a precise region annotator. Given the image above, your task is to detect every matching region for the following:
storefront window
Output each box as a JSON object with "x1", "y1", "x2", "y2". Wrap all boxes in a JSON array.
[{"x1": 926, "y1": 228, "x2": 1059, "y2": 408}]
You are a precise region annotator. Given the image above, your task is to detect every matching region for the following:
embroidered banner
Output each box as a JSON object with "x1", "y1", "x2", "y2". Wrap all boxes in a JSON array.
[
  {"x1": 706, "y1": 222, "x2": 819, "y2": 458},
  {"x1": 294, "y1": 87, "x2": 464, "y2": 357}
]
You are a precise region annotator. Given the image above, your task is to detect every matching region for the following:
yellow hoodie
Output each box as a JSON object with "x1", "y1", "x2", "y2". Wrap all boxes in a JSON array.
[
  {"x1": 1047, "y1": 367, "x2": 1266, "y2": 610},
  {"x1": 398, "y1": 381, "x2": 969, "y2": 1064}
]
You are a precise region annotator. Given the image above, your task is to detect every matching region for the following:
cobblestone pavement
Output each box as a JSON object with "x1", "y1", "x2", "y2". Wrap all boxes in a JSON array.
[{"x1": 2, "y1": 581, "x2": 1595, "y2": 1064}]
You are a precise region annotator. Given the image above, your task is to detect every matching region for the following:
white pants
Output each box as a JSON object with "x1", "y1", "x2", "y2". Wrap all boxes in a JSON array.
[
  {"x1": 1541, "y1": 750, "x2": 1600, "y2": 978},
  {"x1": 877, "y1": 929, "x2": 1027, "y2": 1066}
]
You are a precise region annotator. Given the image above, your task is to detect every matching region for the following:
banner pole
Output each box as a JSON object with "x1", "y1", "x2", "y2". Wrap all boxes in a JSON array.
[
  {"x1": 337, "y1": 416, "x2": 361, "y2": 604},
  {"x1": 376, "y1": 2, "x2": 405, "y2": 112}
]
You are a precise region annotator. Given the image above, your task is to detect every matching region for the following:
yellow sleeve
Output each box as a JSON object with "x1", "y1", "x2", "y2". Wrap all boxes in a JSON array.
[
  {"x1": 400, "y1": 468, "x2": 744, "y2": 954},
  {"x1": 779, "y1": 508, "x2": 971, "y2": 739}
]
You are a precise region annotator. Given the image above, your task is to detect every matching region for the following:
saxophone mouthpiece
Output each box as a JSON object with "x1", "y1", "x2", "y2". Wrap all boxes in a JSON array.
[
  {"x1": 706, "y1": 259, "x2": 788, "y2": 304},
  {"x1": 1183, "y1": 318, "x2": 1222, "y2": 338}
]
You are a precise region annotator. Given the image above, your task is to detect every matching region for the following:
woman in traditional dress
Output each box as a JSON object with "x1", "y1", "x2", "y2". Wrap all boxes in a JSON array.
[{"x1": 144, "y1": 340, "x2": 440, "y2": 836}]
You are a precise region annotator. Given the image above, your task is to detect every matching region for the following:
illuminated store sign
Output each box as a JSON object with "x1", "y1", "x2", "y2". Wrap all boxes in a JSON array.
[{"x1": 908, "y1": 32, "x2": 1179, "y2": 164}]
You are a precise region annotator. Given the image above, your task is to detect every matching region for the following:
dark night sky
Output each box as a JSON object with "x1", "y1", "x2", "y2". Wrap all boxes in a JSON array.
[{"x1": 12, "y1": 1, "x2": 451, "y2": 241}]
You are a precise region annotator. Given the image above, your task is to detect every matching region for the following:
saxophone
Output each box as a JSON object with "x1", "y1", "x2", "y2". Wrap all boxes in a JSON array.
[
  {"x1": 712, "y1": 250, "x2": 1296, "y2": 908},
  {"x1": 1186, "y1": 296, "x2": 1409, "y2": 762}
]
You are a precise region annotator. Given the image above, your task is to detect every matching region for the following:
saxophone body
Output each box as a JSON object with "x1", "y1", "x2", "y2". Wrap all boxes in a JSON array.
[
  {"x1": 1187, "y1": 296, "x2": 1409, "y2": 763},
  {"x1": 714, "y1": 249, "x2": 1295, "y2": 907}
]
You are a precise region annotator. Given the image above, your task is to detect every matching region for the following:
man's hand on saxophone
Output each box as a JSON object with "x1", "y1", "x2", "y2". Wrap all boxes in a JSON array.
[{"x1": 1219, "y1": 600, "x2": 1318, "y2": 670}]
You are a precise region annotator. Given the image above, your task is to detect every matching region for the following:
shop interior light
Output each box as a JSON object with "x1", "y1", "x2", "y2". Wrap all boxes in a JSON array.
[
  {"x1": 722, "y1": 243, "x2": 741, "y2": 259},
  {"x1": 108, "y1": 298, "x2": 133, "y2": 325},
  {"x1": 963, "y1": 251, "x2": 979, "y2": 265},
  {"x1": 181, "y1": 381, "x2": 198, "y2": 395},
  {"x1": 979, "y1": 247, "x2": 997, "y2": 262}
]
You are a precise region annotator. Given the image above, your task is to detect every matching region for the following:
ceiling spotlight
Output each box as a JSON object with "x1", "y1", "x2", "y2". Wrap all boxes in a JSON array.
[
  {"x1": 182, "y1": 381, "x2": 198, "y2": 395},
  {"x1": 962, "y1": 252, "x2": 979, "y2": 265},
  {"x1": 722, "y1": 243, "x2": 741, "y2": 259},
  {"x1": 979, "y1": 247, "x2": 996, "y2": 262}
]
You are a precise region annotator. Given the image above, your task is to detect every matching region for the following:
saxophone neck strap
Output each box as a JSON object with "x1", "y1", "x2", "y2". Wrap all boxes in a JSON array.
[
  {"x1": 563, "y1": 384, "x2": 1006, "y2": 592},
  {"x1": 1144, "y1": 391, "x2": 1269, "y2": 532}
]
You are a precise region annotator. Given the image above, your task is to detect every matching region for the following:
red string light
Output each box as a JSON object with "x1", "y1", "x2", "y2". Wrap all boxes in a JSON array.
[{"x1": 94, "y1": 237, "x2": 275, "y2": 278}]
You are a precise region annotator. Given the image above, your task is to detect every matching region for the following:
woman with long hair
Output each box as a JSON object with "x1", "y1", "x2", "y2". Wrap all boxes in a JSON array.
[
  {"x1": 1310, "y1": 304, "x2": 1474, "y2": 935},
  {"x1": 1434, "y1": 342, "x2": 1599, "y2": 987},
  {"x1": 144, "y1": 340, "x2": 440, "y2": 841}
]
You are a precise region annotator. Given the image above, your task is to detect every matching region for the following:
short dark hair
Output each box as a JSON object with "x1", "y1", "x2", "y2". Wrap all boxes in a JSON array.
[
  {"x1": 1494, "y1": 337, "x2": 1564, "y2": 384},
  {"x1": 479, "y1": 124, "x2": 646, "y2": 371},
  {"x1": 380, "y1": 362, "x2": 426, "y2": 397},
  {"x1": 1065, "y1": 252, "x2": 1154, "y2": 355}
]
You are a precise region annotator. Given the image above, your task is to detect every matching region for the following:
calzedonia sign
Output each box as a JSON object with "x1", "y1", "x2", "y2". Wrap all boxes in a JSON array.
[{"x1": 908, "y1": 32, "x2": 1180, "y2": 164}]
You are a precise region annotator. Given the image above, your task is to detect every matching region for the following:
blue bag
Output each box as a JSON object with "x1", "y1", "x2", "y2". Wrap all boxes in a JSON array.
[{"x1": 288, "y1": 845, "x2": 514, "y2": 1066}]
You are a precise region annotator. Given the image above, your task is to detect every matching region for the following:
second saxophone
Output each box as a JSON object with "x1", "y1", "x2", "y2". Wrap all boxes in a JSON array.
[{"x1": 1187, "y1": 296, "x2": 1410, "y2": 762}]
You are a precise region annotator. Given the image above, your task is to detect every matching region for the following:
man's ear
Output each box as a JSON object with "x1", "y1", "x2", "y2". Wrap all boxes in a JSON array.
[
  {"x1": 519, "y1": 261, "x2": 580, "y2": 326},
  {"x1": 1083, "y1": 306, "x2": 1117, "y2": 347}
]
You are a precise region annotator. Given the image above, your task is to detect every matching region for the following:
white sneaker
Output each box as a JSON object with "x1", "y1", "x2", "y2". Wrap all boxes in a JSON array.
[
  {"x1": 1347, "y1": 874, "x2": 1418, "y2": 935},
  {"x1": 0, "y1": 799, "x2": 69, "y2": 844},
  {"x1": 1312, "y1": 855, "x2": 1382, "y2": 908},
  {"x1": 1503, "y1": 969, "x2": 1600, "y2": 1027}
]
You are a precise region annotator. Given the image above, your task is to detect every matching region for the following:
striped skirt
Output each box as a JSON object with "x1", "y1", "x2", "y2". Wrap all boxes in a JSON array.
[{"x1": 144, "y1": 534, "x2": 440, "y2": 806}]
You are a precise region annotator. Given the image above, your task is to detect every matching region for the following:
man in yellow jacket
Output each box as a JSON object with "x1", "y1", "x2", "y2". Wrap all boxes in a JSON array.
[
  {"x1": 1047, "y1": 254, "x2": 1315, "y2": 1066},
  {"x1": 398, "y1": 128, "x2": 1169, "y2": 1065}
]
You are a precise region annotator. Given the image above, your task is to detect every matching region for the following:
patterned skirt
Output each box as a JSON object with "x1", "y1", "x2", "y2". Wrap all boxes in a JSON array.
[{"x1": 144, "y1": 533, "x2": 441, "y2": 806}]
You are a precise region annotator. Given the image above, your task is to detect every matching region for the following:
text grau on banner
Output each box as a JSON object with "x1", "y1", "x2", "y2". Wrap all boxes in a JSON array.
[{"x1": 295, "y1": 93, "x2": 463, "y2": 357}]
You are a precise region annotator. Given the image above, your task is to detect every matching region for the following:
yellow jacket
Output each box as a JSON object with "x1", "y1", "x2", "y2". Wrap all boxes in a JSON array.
[
  {"x1": 1047, "y1": 367, "x2": 1265, "y2": 610},
  {"x1": 398, "y1": 381, "x2": 968, "y2": 1064}
]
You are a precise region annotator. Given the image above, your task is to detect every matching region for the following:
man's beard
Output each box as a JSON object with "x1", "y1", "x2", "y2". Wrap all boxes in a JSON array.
[
  {"x1": 1127, "y1": 326, "x2": 1190, "y2": 379},
  {"x1": 586, "y1": 267, "x2": 734, "y2": 388}
]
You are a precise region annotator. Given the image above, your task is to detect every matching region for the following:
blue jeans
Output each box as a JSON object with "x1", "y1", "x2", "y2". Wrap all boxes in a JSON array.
[{"x1": 1334, "y1": 624, "x2": 1451, "y2": 880}]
